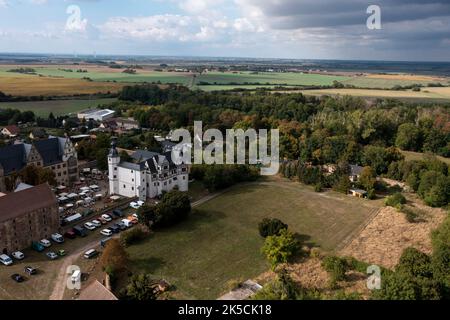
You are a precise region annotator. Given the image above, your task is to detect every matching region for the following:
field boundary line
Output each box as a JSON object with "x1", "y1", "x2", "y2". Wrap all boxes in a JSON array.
[{"x1": 335, "y1": 207, "x2": 382, "y2": 253}]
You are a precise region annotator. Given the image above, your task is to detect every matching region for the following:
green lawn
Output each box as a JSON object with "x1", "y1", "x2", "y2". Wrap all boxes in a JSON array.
[
  {"x1": 125, "y1": 178, "x2": 380, "y2": 299},
  {"x1": 0, "y1": 98, "x2": 117, "y2": 117}
]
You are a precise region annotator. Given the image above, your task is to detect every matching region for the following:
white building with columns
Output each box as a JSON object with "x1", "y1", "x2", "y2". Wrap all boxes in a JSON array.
[{"x1": 108, "y1": 141, "x2": 188, "y2": 201}]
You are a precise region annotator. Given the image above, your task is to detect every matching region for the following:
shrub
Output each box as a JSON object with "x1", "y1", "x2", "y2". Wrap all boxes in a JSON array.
[
  {"x1": 120, "y1": 225, "x2": 149, "y2": 246},
  {"x1": 385, "y1": 192, "x2": 407, "y2": 207},
  {"x1": 314, "y1": 183, "x2": 323, "y2": 192},
  {"x1": 321, "y1": 256, "x2": 349, "y2": 282},
  {"x1": 261, "y1": 229, "x2": 299, "y2": 269},
  {"x1": 258, "y1": 218, "x2": 288, "y2": 238}
]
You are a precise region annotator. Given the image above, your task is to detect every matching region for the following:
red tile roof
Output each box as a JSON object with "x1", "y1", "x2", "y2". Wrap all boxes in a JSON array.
[
  {"x1": 3, "y1": 125, "x2": 20, "y2": 135},
  {"x1": 78, "y1": 280, "x2": 118, "y2": 300}
]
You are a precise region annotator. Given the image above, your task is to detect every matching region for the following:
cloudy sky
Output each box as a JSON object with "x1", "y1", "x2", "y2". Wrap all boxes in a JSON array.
[{"x1": 0, "y1": 0, "x2": 449, "y2": 61}]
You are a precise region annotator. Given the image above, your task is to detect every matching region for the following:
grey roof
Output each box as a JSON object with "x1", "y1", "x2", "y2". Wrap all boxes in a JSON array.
[
  {"x1": 350, "y1": 188, "x2": 368, "y2": 194},
  {"x1": 349, "y1": 165, "x2": 364, "y2": 176},
  {"x1": 34, "y1": 138, "x2": 63, "y2": 166},
  {"x1": 14, "y1": 182, "x2": 33, "y2": 192},
  {"x1": 118, "y1": 161, "x2": 145, "y2": 171},
  {"x1": 0, "y1": 144, "x2": 27, "y2": 175},
  {"x1": 131, "y1": 150, "x2": 159, "y2": 162}
]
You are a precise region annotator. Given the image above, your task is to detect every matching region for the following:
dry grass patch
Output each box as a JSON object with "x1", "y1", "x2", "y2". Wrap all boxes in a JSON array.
[{"x1": 339, "y1": 194, "x2": 446, "y2": 269}]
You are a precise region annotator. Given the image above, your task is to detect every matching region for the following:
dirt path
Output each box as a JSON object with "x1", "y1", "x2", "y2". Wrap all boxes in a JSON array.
[{"x1": 48, "y1": 239, "x2": 105, "y2": 300}]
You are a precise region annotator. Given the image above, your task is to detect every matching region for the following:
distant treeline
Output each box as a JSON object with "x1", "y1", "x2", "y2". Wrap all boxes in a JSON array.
[{"x1": 0, "y1": 91, "x2": 118, "y2": 102}]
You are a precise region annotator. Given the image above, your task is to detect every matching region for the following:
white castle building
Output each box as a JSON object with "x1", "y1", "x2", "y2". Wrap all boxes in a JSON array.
[{"x1": 108, "y1": 140, "x2": 188, "y2": 201}]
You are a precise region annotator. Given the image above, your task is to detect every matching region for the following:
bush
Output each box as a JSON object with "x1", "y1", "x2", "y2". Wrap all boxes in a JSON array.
[
  {"x1": 321, "y1": 256, "x2": 349, "y2": 282},
  {"x1": 385, "y1": 192, "x2": 407, "y2": 207},
  {"x1": 261, "y1": 229, "x2": 299, "y2": 269},
  {"x1": 120, "y1": 226, "x2": 149, "y2": 246},
  {"x1": 153, "y1": 190, "x2": 191, "y2": 228},
  {"x1": 314, "y1": 183, "x2": 323, "y2": 192},
  {"x1": 258, "y1": 218, "x2": 288, "y2": 238}
]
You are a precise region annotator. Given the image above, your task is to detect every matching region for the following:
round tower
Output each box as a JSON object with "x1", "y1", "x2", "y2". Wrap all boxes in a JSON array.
[{"x1": 108, "y1": 138, "x2": 120, "y2": 195}]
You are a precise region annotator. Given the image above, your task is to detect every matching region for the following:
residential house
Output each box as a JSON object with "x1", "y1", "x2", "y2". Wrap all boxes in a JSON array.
[
  {"x1": 349, "y1": 164, "x2": 364, "y2": 182},
  {"x1": 115, "y1": 117, "x2": 140, "y2": 131},
  {"x1": 1, "y1": 125, "x2": 20, "y2": 137},
  {"x1": 0, "y1": 184, "x2": 59, "y2": 254},
  {"x1": 349, "y1": 188, "x2": 368, "y2": 198},
  {"x1": 29, "y1": 128, "x2": 48, "y2": 140}
]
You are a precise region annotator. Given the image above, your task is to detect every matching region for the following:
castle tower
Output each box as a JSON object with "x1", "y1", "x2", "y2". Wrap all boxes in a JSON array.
[{"x1": 108, "y1": 138, "x2": 120, "y2": 195}]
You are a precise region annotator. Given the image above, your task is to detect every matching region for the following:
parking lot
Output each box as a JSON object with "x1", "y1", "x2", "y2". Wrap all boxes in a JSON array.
[{"x1": 0, "y1": 203, "x2": 138, "y2": 300}]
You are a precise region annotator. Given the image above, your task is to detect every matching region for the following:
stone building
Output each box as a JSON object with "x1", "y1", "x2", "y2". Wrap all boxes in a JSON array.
[
  {"x1": 0, "y1": 136, "x2": 78, "y2": 192},
  {"x1": 0, "y1": 184, "x2": 59, "y2": 254}
]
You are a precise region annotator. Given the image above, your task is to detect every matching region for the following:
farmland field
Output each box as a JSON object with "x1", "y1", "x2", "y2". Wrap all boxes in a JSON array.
[
  {"x1": 0, "y1": 75, "x2": 124, "y2": 96},
  {"x1": 288, "y1": 87, "x2": 450, "y2": 101},
  {"x1": 125, "y1": 177, "x2": 380, "y2": 299},
  {"x1": 1, "y1": 64, "x2": 448, "y2": 96},
  {"x1": 0, "y1": 98, "x2": 117, "y2": 117}
]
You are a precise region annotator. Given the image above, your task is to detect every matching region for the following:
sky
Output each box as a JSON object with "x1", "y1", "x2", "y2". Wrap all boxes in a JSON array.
[{"x1": 0, "y1": 0, "x2": 449, "y2": 61}]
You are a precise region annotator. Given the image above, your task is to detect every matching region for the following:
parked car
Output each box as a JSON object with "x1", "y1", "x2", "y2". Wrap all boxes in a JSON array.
[
  {"x1": 32, "y1": 241, "x2": 45, "y2": 252},
  {"x1": 12, "y1": 251, "x2": 25, "y2": 260},
  {"x1": 73, "y1": 225, "x2": 87, "y2": 237},
  {"x1": 0, "y1": 254, "x2": 13, "y2": 266},
  {"x1": 46, "y1": 252, "x2": 58, "y2": 260},
  {"x1": 116, "y1": 222, "x2": 127, "y2": 231},
  {"x1": 11, "y1": 274, "x2": 25, "y2": 283},
  {"x1": 40, "y1": 239, "x2": 52, "y2": 248},
  {"x1": 98, "y1": 217, "x2": 108, "y2": 225},
  {"x1": 129, "y1": 202, "x2": 140, "y2": 209},
  {"x1": 83, "y1": 249, "x2": 98, "y2": 259},
  {"x1": 109, "y1": 224, "x2": 120, "y2": 233},
  {"x1": 100, "y1": 229, "x2": 113, "y2": 236},
  {"x1": 64, "y1": 230, "x2": 76, "y2": 239},
  {"x1": 57, "y1": 250, "x2": 67, "y2": 257},
  {"x1": 51, "y1": 233, "x2": 64, "y2": 244},
  {"x1": 84, "y1": 222, "x2": 96, "y2": 230},
  {"x1": 102, "y1": 214, "x2": 112, "y2": 222},
  {"x1": 24, "y1": 266, "x2": 37, "y2": 275},
  {"x1": 112, "y1": 209, "x2": 124, "y2": 218},
  {"x1": 127, "y1": 215, "x2": 138, "y2": 224},
  {"x1": 136, "y1": 200, "x2": 145, "y2": 207},
  {"x1": 91, "y1": 220, "x2": 102, "y2": 228}
]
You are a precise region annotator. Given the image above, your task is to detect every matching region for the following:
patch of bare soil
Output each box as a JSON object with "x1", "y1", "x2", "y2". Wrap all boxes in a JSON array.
[{"x1": 339, "y1": 195, "x2": 446, "y2": 269}]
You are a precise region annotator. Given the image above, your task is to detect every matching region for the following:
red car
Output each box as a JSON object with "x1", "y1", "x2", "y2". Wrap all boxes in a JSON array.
[
  {"x1": 98, "y1": 217, "x2": 107, "y2": 225},
  {"x1": 64, "y1": 230, "x2": 76, "y2": 239}
]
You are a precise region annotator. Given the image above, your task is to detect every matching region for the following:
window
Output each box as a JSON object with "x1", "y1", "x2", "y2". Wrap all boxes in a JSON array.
[
  {"x1": 132, "y1": 187, "x2": 134, "y2": 191},
  {"x1": 123, "y1": 185, "x2": 126, "y2": 188},
  {"x1": 113, "y1": 175, "x2": 117, "y2": 179}
]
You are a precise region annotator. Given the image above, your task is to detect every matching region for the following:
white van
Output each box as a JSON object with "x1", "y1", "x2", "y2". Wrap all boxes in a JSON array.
[
  {"x1": 83, "y1": 249, "x2": 98, "y2": 259},
  {"x1": 71, "y1": 269, "x2": 81, "y2": 283},
  {"x1": 0, "y1": 254, "x2": 13, "y2": 266},
  {"x1": 121, "y1": 219, "x2": 133, "y2": 228}
]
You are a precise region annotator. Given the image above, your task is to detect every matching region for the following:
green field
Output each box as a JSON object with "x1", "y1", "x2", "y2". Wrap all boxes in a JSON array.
[
  {"x1": 401, "y1": 150, "x2": 450, "y2": 165},
  {"x1": 0, "y1": 98, "x2": 117, "y2": 117},
  {"x1": 0, "y1": 66, "x2": 190, "y2": 84},
  {"x1": 195, "y1": 71, "x2": 351, "y2": 86},
  {"x1": 125, "y1": 178, "x2": 380, "y2": 299}
]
